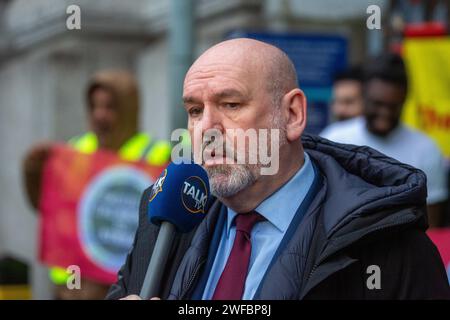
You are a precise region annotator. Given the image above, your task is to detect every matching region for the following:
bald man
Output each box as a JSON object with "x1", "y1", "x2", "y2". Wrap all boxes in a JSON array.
[{"x1": 109, "y1": 39, "x2": 450, "y2": 300}]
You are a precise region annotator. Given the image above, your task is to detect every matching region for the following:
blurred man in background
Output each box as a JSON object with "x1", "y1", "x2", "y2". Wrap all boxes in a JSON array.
[
  {"x1": 22, "y1": 70, "x2": 171, "y2": 299},
  {"x1": 330, "y1": 65, "x2": 364, "y2": 122},
  {"x1": 321, "y1": 53, "x2": 448, "y2": 228}
]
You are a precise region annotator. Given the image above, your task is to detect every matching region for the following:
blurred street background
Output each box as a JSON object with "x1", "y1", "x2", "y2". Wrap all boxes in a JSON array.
[{"x1": 0, "y1": 0, "x2": 449, "y2": 299}]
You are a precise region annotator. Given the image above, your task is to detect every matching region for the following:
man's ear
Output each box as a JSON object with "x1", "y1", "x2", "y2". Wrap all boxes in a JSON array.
[{"x1": 282, "y1": 88, "x2": 307, "y2": 142}]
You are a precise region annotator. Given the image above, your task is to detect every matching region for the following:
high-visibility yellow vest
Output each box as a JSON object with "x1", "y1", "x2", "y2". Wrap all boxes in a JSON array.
[
  {"x1": 49, "y1": 132, "x2": 171, "y2": 285},
  {"x1": 68, "y1": 131, "x2": 171, "y2": 165}
]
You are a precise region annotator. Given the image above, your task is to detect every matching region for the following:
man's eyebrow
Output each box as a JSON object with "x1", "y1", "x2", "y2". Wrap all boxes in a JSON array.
[
  {"x1": 182, "y1": 89, "x2": 247, "y2": 104},
  {"x1": 182, "y1": 96, "x2": 200, "y2": 104},
  {"x1": 214, "y1": 89, "x2": 246, "y2": 100}
]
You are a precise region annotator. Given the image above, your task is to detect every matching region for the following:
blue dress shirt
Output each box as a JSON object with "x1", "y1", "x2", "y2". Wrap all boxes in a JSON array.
[{"x1": 202, "y1": 152, "x2": 316, "y2": 300}]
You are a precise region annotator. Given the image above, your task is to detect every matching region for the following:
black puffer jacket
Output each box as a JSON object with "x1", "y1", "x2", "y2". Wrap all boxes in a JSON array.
[{"x1": 106, "y1": 134, "x2": 450, "y2": 300}]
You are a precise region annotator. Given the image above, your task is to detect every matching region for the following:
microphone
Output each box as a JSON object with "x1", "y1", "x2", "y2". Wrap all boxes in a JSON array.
[{"x1": 139, "y1": 162, "x2": 211, "y2": 299}]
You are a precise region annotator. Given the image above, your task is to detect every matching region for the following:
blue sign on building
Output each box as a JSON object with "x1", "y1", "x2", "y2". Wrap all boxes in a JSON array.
[{"x1": 227, "y1": 31, "x2": 348, "y2": 134}]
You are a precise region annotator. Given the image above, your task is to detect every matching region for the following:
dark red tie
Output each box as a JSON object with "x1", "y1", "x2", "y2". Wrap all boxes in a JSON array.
[{"x1": 212, "y1": 211, "x2": 264, "y2": 300}]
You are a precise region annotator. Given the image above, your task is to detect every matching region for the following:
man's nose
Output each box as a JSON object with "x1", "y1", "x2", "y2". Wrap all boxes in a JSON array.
[
  {"x1": 199, "y1": 106, "x2": 223, "y2": 134},
  {"x1": 376, "y1": 104, "x2": 394, "y2": 117},
  {"x1": 91, "y1": 105, "x2": 110, "y2": 123}
]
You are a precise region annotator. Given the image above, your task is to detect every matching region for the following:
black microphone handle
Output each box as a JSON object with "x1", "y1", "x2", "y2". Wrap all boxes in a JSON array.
[{"x1": 139, "y1": 221, "x2": 176, "y2": 299}]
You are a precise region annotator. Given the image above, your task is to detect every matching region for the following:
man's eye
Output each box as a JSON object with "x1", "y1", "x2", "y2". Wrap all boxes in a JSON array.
[
  {"x1": 224, "y1": 103, "x2": 240, "y2": 109},
  {"x1": 188, "y1": 107, "x2": 202, "y2": 116}
]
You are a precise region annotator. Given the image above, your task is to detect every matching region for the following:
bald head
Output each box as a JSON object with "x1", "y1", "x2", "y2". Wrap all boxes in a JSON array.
[
  {"x1": 186, "y1": 38, "x2": 298, "y2": 107},
  {"x1": 183, "y1": 38, "x2": 307, "y2": 209}
]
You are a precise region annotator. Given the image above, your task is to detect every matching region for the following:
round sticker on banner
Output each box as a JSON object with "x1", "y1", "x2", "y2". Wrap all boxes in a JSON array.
[{"x1": 78, "y1": 165, "x2": 152, "y2": 273}]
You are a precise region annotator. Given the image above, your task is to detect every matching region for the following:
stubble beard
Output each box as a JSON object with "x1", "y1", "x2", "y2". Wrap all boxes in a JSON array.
[{"x1": 204, "y1": 111, "x2": 287, "y2": 199}]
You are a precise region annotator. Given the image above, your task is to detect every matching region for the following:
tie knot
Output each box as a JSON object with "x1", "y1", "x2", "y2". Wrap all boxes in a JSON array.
[{"x1": 234, "y1": 211, "x2": 264, "y2": 235}]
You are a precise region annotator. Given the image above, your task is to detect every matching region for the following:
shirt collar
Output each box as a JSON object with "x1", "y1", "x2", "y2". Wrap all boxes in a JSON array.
[{"x1": 226, "y1": 152, "x2": 315, "y2": 235}]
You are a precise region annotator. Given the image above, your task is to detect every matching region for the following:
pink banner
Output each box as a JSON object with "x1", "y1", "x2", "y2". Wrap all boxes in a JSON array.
[
  {"x1": 427, "y1": 228, "x2": 450, "y2": 282},
  {"x1": 39, "y1": 144, "x2": 166, "y2": 284}
]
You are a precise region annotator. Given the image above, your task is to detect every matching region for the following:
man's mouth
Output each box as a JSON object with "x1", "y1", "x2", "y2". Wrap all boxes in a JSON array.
[
  {"x1": 94, "y1": 124, "x2": 111, "y2": 135},
  {"x1": 203, "y1": 149, "x2": 238, "y2": 166}
]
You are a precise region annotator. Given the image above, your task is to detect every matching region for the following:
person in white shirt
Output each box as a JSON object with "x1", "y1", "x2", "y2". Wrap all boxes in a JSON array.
[
  {"x1": 330, "y1": 65, "x2": 364, "y2": 122},
  {"x1": 321, "y1": 53, "x2": 448, "y2": 228}
]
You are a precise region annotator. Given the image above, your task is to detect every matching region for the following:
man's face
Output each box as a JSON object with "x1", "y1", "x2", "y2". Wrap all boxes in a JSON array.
[
  {"x1": 364, "y1": 79, "x2": 406, "y2": 137},
  {"x1": 331, "y1": 80, "x2": 363, "y2": 121},
  {"x1": 88, "y1": 87, "x2": 119, "y2": 149},
  {"x1": 183, "y1": 63, "x2": 283, "y2": 198}
]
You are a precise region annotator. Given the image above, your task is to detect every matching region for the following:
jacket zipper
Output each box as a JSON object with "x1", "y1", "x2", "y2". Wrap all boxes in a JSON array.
[
  {"x1": 179, "y1": 259, "x2": 206, "y2": 300},
  {"x1": 303, "y1": 213, "x2": 416, "y2": 292}
]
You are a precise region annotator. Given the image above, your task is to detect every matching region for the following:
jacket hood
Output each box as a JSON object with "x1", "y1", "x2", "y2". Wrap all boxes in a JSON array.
[
  {"x1": 86, "y1": 69, "x2": 140, "y2": 137},
  {"x1": 302, "y1": 134, "x2": 428, "y2": 239}
]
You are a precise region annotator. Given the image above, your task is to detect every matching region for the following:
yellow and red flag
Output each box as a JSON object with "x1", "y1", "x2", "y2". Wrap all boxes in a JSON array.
[{"x1": 403, "y1": 37, "x2": 450, "y2": 158}]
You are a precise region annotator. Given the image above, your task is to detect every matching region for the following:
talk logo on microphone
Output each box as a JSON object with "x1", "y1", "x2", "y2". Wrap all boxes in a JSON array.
[
  {"x1": 181, "y1": 176, "x2": 208, "y2": 214},
  {"x1": 149, "y1": 169, "x2": 167, "y2": 202}
]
